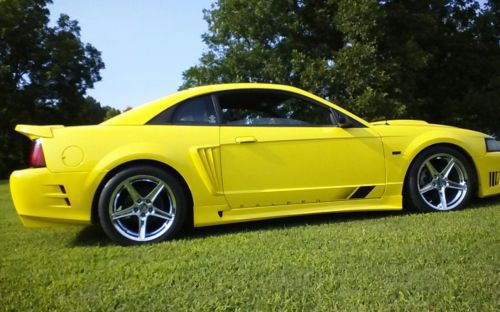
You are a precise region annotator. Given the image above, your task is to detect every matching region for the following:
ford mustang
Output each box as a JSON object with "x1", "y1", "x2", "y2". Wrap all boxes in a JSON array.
[{"x1": 9, "y1": 83, "x2": 500, "y2": 245}]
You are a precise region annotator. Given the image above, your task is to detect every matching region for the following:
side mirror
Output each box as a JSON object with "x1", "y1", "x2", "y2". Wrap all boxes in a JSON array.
[{"x1": 336, "y1": 113, "x2": 352, "y2": 128}]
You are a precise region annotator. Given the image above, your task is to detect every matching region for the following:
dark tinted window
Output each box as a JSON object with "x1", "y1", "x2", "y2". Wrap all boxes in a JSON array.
[
  {"x1": 217, "y1": 91, "x2": 333, "y2": 126},
  {"x1": 148, "y1": 95, "x2": 217, "y2": 125}
]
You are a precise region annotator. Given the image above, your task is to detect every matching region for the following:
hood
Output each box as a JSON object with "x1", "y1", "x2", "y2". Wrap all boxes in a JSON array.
[
  {"x1": 370, "y1": 119, "x2": 445, "y2": 127},
  {"x1": 370, "y1": 119, "x2": 488, "y2": 138}
]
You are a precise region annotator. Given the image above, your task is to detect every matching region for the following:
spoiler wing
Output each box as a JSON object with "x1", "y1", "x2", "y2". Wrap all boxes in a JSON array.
[{"x1": 15, "y1": 124, "x2": 64, "y2": 140}]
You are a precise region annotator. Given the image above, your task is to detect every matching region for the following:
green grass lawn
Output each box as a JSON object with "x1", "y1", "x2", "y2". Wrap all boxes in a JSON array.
[{"x1": 0, "y1": 180, "x2": 499, "y2": 311}]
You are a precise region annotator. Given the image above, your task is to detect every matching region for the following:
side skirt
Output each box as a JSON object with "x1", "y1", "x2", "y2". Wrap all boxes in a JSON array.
[{"x1": 193, "y1": 195, "x2": 403, "y2": 227}]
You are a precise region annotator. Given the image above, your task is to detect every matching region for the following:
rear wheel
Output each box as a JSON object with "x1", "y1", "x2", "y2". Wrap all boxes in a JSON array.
[
  {"x1": 98, "y1": 165, "x2": 187, "y2": 245},
  {"x1": 406, "y1": 146, "x2": 475, "y2": 212}
]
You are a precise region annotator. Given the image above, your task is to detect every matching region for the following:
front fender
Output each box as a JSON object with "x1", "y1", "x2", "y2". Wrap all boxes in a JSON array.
[
  {"x1": 381, "y1": 127, "x2": 486, "y2": 191},
  {"x1": 404, "y1": 130, "x2": 485, "y2": 162}
]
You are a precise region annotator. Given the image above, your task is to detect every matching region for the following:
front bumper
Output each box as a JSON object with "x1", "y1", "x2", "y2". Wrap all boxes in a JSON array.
[
  {"x1": 476, "y1": 152, "x2": 500, "y2": 198},
  {"x1": 10, "y1": 168, "x2": 93, "y2": 227}
]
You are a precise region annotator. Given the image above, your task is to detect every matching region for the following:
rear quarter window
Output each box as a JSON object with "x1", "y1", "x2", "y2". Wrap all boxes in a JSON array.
[{"x1": 148, "y1": 95, "x2": 217, "y2": 125}]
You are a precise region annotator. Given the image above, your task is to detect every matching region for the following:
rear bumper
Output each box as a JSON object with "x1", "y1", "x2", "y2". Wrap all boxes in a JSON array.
[
  {"x1": 10, "y1": 168, "x2": 93, "y2": 227},
  {"x1": 476, "y1": 152, "x2": 500, "y2": 197}
]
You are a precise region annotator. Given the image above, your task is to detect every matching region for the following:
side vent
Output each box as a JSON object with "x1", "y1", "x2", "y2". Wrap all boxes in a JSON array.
[
  {"x1": 197, "y1": 147, "x2": 223, "y2": 194},
  {"x1": 490, "y1": 171, "x2": 500, "y2": 187},
  {"x1": 59, "y1": 185, "x2": 71, "y2": 206},
  {"x1": 43, "y1": 184, "x2": 71, "y2": 208}
]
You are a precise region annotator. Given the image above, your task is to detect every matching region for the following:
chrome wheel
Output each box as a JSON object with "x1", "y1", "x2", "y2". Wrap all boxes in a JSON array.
[
  {"x1": 108, "y1": 175, "x2": 176, "y2": 242},
  {"x1": 417, "y1": 153, "x2": 468, "y2": 211}
]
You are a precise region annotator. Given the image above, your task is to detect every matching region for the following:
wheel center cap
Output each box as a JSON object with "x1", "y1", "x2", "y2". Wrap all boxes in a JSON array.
[
  {"x1": 137, "y1": 201, "x2": 154, "y2": 214},
  {"x1": 434, "y1": 176, "x2": 446, "y2": 188}
]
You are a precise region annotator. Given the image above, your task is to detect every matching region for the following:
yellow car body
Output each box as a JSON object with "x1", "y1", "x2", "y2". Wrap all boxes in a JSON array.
[{"x1": 9, "y1": 83, "x2": 500, "y2": 241}]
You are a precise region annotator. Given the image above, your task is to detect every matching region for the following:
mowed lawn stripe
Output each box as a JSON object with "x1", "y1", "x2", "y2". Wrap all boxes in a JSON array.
[{"x1": 0, "y1": 181, "x2": 499, "y2": 311}]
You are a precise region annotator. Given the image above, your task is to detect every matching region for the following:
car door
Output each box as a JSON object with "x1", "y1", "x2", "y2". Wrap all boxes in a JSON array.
[{"x1": 217, "y1": 89, "x2": 386, "y2": 209}]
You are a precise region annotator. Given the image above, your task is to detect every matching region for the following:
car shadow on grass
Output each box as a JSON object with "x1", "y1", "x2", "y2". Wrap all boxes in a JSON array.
[
  {"x1": 70, "y1": 195, "x2": 500, "y2": 247},
  {"x1": 71, "y1": 225, "x2": 112, "y2": 247},
  {"x1": 70, "y1": 210, "x2": 405, "y2": 247},
  {"x1": 468, "y1": 194, "x2": 500, "y2": 208}
]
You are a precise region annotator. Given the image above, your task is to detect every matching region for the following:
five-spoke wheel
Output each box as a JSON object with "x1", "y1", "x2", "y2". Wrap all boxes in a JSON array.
[
  {"x1": 98, "y1": 165, "x2": 187, "y2": 245},
  {"x1": 406, "y1": 146, "x2": 475, "y2": 212}
]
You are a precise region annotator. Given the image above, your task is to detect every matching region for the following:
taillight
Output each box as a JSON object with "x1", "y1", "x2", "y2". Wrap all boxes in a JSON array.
[{"x1": 30, "y1": 139, "x2": 46, "y2": 168}]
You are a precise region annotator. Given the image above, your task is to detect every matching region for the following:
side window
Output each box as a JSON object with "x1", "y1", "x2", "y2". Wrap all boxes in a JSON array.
[
  {"x1": 148, "y1": 95, "x2": 217, "y2": 125},
  {"x1": 216, "y1": 91, "x2": 334, "y2": 126}
]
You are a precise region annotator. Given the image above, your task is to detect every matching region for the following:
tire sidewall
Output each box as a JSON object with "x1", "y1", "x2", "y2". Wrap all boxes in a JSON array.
[
  {"x1": 406, "y1": 146, "x2": 475, "y2": 213},
  {"x1": 98, "y1": 165, "x2": 187, "y2": 245}
]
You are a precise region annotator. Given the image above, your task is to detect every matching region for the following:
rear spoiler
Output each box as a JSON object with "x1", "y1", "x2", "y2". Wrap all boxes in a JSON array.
[{"x1": 15, "y1": 124, "x2": 64, "y2": 140}]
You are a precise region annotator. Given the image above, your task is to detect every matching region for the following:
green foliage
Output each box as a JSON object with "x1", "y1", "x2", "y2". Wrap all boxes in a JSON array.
[
  {"x1": 1, "y1": 182, "x2": 499, "y2": 310},
  {"x1": 103, "y1": 106, "x2": 121, "y2": 120},
  {"x1": 0, "y1": 0, "x2": 106, "y2": 177},
  {"x1": 183, "y1": 0, "x2": 500, "y2": 135}
]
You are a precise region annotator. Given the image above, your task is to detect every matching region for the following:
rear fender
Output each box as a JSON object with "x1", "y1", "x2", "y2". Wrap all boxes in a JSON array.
[{"x1": 83, "y1": 142, "x2": 194, "y2": 202}]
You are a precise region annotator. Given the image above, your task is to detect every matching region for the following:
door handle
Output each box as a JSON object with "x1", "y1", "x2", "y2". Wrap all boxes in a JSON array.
[{"x1": 235, "y1": 136, "x2": 257, "y2": 144}]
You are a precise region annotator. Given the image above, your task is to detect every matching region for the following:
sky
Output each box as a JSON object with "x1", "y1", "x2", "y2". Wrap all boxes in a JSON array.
[
  {"x1": 49, "y1": 0, "x2": 215, "y2": 110},
  {"x1": 49, "y1": 1, "x2": 490, "y2": 111}
]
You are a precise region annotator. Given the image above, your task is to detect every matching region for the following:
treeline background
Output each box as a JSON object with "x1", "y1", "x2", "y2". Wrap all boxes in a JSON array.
[{"x1": 1, "y1": 0, "x2": 499, "y2": 178}]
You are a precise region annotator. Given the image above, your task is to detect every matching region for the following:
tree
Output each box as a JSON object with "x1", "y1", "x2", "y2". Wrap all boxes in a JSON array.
[
  {"x1": 183, "y1": 0, "x2": 500, "y2": 135},
  {"x1": 103, "y1": 106, "x2": 121, "y2": 120},
  {"x1": 0, "y1": 0, "x2": 106, "y2": 177}
]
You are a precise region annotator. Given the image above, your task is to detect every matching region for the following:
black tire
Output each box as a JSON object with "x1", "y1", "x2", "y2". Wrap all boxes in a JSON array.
[
  {"x1": 98, "y1": 165, "x2": 188, "y2": 245},
  {"x1": 405, "y1": 146, "x2": 475, "y2": 212}
]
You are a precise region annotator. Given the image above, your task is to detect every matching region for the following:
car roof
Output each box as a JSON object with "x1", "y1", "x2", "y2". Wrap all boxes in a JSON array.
[{"x1": 102, "y1": 83, "x2": 368, "y2": 126}]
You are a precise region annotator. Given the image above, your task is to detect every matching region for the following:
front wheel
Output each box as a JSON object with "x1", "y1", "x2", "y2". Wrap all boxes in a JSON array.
[
  {"x1": 98, "y1": 165, "x2": 188, "y2": 245},
  {"x1": 406, "y1": 146, "x2": 475, "y2": 212}
]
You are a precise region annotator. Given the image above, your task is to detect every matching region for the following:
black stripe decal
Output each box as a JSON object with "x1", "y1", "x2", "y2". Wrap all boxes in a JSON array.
[{"x1": 349, "y1": 186, "x2": 375, "y2": 199}]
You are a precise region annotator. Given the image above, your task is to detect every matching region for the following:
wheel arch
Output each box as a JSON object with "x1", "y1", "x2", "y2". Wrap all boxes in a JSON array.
[
  {"x1": 402, "y1": 142, "x2": 479, "y2": 200},
  {"x1": 90, "y1": 159, "x2": 194, "y2": 225}
]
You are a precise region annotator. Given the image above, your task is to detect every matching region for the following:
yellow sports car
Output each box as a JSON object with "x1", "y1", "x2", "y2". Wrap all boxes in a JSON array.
[{"x1": 10, "y1": 83, "x2": 500, "y2": 245}]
